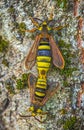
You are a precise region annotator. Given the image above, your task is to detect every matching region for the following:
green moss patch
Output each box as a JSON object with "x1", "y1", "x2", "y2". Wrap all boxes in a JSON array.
[
  {"x1": 63, "y1": 116, "x2": 77, "y2": 130},
  {"x1": 2, "y1": 58, "x2": 9, "y2": 67},
  {"x1": 18, "y1": 22, "x2": 26, "y2": 36},
  {"x1": 8, "y1": 5, "x2": 15, "y2": 14},
  {"x1": 0, "y1": 36, "x2": 9, "y2": 53},
  {"x1": 16, "y1": 73, "x2": 28, "y2": 90}
]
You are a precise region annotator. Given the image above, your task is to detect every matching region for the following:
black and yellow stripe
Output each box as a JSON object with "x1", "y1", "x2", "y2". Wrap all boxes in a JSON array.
[
  {"x1": 35, "y1": 38, "x2": 51, "y2": 100},
  {"x1": 35, "y1": 78, "x2": 47, "y2": 100}
]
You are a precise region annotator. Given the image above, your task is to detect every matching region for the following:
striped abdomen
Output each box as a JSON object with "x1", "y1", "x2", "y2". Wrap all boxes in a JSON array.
[{"x1": 35, "y1": 38, "x2": 51, "y2": 101}]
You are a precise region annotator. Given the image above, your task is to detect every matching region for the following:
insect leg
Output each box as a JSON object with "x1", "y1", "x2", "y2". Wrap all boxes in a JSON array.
[
  {"x1": 29, "y1": 17, "x2": 39, "y2": 27},
  {"x1": 20, "y1": 28, "x2": 37, "y2": 33},
  {"x1": 53, "y1": 24, "x2": 69, "y2": 31}
]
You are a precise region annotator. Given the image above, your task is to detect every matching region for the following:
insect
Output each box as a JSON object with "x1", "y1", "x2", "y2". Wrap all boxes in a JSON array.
[{"x1": 20, "y1": 17, "x2": 67, "y2": 122}]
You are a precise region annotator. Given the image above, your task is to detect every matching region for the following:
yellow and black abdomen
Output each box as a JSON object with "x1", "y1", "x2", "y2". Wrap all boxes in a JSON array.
[{"x1": 35, "y1": 38, "x2": 51, "y2": 100}]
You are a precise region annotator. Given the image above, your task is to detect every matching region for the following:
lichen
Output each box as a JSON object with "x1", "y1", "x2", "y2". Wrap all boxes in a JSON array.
[
  {"x1": 5, "y1": 76, "x2": 16, "y2": 94},
  {"x1": 6, "y1": 85, "x2": 15, "y2": 94},
  {"x1": 0, "y1": 36, "x2": 9, "y2": 53},
  {"x1": 16, "y1": 73, "x2": 28, "y2": 90}
]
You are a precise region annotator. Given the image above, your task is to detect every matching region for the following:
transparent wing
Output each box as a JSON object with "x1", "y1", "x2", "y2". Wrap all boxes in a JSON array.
[
  {"x1": 49, "y1": 36, "x2": 65, "y2": 69},
  {"x1": 25, "y1": 35, "x2": 40, "y2": 69}
]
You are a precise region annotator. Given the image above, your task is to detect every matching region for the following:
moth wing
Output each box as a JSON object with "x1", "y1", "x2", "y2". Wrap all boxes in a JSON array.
[
  {"x1": 49, "y1": 36, "x2": 65, "y2": 69},
  {"x1": 25, "y1": 35, "x2": 40, "y2": 69}
]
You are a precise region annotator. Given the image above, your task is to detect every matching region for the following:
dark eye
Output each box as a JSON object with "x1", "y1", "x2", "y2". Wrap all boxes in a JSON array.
[
  {"x1": 33, "y1": 18, "x2": 43, "y2": 25},
  {"x1": 48, "y1": 20, "x2": 56, "y2": 27}
]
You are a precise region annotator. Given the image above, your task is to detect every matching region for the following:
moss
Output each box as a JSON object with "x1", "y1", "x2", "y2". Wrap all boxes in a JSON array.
[
  {"x1": 8, "y1": 5, "x2": 15, "y2": 14},
  {"x1": 58, "y1": 0, "x2": 67, "y2": 9},
  {"x1": 53, "y1": 0, "x2": 68, "y2": 9},
  {"x1": 0, "y1": 36, "x2": 9, "y2": 53},
  {"x1": 63, "y1": 116, "x2": 77, "y2": 130},
  {"x1": 59, "y1": 108, "x2": 67, "y2": 115},
  {"x1": 53, "y1": 40, "x2": 78, "y2": 87},
  {"x1": 16, "y1": 73, "x2": 28, "y2": 90},
  {"x1": 2, "y1": 59, "x2": 9, "y2": 67},
  {"x1": 18, "y1": 22, "x2": 26, "y2": 36},
  {"x1": 18, "y1": 23, "x2": 26, "y2": 29}
]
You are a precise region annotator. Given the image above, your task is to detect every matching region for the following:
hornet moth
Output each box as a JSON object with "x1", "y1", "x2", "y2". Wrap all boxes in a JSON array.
[{"x1": 20, "y1": 17, "x2": 67, "y2": 122}]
